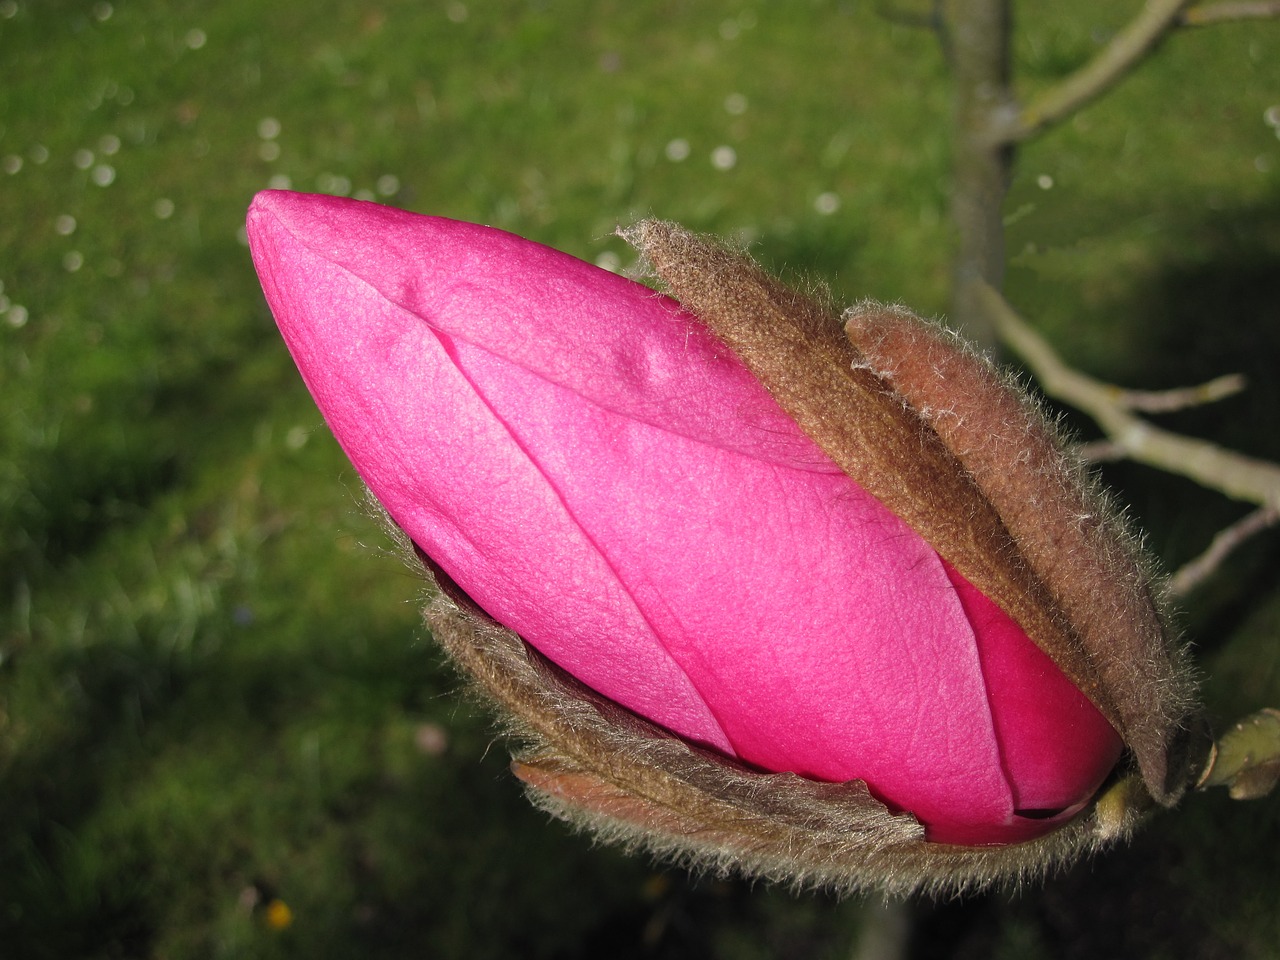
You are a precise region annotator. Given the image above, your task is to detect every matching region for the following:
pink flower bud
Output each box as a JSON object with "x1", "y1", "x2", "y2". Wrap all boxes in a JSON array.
[{"x1": 247, "y1": 191, "x2": 1196, "y2": 889}]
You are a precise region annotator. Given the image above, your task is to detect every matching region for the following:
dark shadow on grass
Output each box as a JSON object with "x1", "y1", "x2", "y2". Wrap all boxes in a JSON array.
[
  {"x1": 1091, "y1": 198, "x2": 1280, "y2": 650},
  {"x1": 0, "y1": 641, "x2": 185, "y2": 960},
  {"x1": 3, "y1": 607, "x2": 813, "y2": 960},
  {"x1": 2, "y1": 265, "x2": 283, "y2": 595}
]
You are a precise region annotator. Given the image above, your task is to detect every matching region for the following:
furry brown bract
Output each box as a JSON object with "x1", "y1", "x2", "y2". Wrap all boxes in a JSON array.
[
  {"x1": 843, "y1": 307, "x2": 1201, "y2": 803},
  {"x1": 622, "y1": 220, "x2": 1200, "y2": 809},
  {"x1": 411, "y1": 543, "x2": 1143, "y2": 896}
]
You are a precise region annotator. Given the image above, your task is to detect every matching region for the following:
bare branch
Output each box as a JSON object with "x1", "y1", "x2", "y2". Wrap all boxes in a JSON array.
[
  {"x1": 945, "y1": 0, "x2": 1012, "y2": 348},
  {"x1": 1115, "y1": 372, "x2": 1247, "y2": 413},
  {"x1": 977, "y1": 281, "x2": 1280, "y2": 508},
  {"x1": 1005, "y1": 0, "x2": 1194, "y2": 142},
  {"x1": 1180, "y1": 1, "x2": 1280, "y2": 24},
  {"x1": 1074, "y1": 439, "x2": 1129, "y2": 463},
  {"x1": 1169, "y1": 505, "x2": 1280, "y2": 596}
]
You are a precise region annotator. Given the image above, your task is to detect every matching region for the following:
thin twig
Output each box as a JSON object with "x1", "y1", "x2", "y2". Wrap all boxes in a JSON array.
[
  {"x1": 1180, "y1": 1, "x2": 1280, "y2": 24},
  {"x1": 1074, "y1": 439, "x2": 1129, "y2": 463},
  {"x1": 1004, "y1": 0, "x2": 1193, "y2": 141},
  {"x1": 977, "y1": 281, "x2": 1280, "y2": 508},
  {"x1": 1170, "y1": 505, "x2": 1280, "y2": 596},
  {"x1": 946, "y1": 0, "x2": 1012, "y2": 348},
  {"x1": 1115, "y1": 373, "x2": 1247, "y2": 413}
]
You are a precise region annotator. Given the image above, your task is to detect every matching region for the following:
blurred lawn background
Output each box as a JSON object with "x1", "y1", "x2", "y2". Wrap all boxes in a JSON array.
[{"x1": 2, "y1": 1, "x2": 1279, "y2": 957}]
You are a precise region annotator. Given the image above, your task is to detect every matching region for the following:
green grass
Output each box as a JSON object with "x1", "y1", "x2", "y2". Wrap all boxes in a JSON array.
[{"x1": 2, "y1": 1, "x2": 1279, "y2": 957}]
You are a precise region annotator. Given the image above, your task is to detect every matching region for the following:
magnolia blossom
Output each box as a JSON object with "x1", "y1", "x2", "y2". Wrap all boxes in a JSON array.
[{"x1": 247, "y1": 190, "x2": 1140, "y2": 849}]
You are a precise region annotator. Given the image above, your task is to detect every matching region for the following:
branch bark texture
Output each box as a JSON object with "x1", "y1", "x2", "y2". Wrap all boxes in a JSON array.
[
  {"x1": 1007, "y1": 0, "x2": 1195, "y2": 141},
  {"x1": 978, "y1": 281, "x2": 1280, "y2": 511},
  {"x1": 1181, "y1": 1, "x2": 1280, "y2": 24},
  {"x1": 945, "y1": 0, "x2": 1012, "y2": 347}
]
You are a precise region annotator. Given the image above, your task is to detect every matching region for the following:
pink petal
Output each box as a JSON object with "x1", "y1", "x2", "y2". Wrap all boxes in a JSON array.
[
  {"x1": 248, "y1": 191, "x2": 1120, "y2": 844},
  {"x1": 947, "y1": 565, "x2": 1124, "y2": 842}
]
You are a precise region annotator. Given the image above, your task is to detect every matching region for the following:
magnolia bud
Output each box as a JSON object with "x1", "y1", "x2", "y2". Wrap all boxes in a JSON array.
[{"x1": 247, "y1": 191, "x2": 1200, "y2": 893}]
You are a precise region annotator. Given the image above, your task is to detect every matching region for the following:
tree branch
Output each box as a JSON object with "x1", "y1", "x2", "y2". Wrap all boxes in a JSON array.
[
  {"x1": 977, "y1": 281, "x2": 1280, "y2": 508},
  {"x1": 945, "y1": 0, "x2": 1013, "y2": 348},
  {"x1": 1169, "y1": 505, "x2": 1280, "y2": 596},
  {"x1": 1180, "y1": 1, "x2": 1280, "y2": 24},
  {"x1": 1004, "y1": 0, "x2": 1194, "y2": 141},
  {"x1": 1111, "y1": 373, "x2": 1247, "y2": 413},
  {"x1": 1074, "y1": 439, "x2": 1129, "y2": 462}
]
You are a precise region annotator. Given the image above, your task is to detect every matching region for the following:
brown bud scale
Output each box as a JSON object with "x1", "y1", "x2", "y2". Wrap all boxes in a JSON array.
[{"x1": 410, "y1": 538, "x2": 1141, "y2": 896}]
